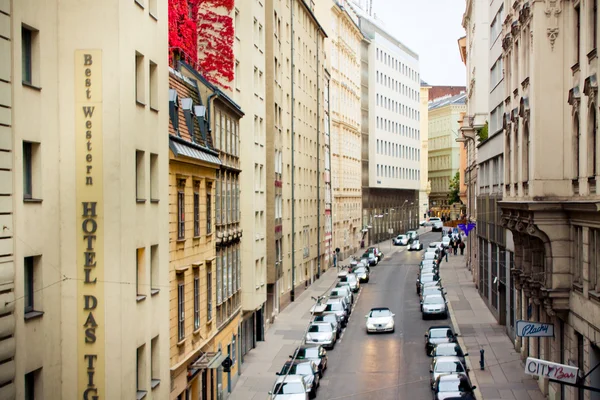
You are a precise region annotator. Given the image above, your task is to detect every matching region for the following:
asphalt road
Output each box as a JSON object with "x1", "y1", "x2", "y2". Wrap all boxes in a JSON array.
[{"x1": 316, "y1": 231, "x2": 445, "y2": 400}]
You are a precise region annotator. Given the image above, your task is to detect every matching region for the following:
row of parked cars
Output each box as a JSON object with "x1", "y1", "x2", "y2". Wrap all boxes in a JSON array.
[
  {"x1": 416, "y1": 238, "x2": 478, "y2": 399},
  {"x1": 268, "y1": 253, "x2": 375, "y2": 399}
]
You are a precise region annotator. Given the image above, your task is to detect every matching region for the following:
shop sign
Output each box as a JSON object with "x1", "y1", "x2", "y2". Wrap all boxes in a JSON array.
[
  {"x1": 516, "y1": 320, "x2": 554, "y2": 337},
  {"x1": 524, "y1": 357, "x2": 578, "y2": 384}
]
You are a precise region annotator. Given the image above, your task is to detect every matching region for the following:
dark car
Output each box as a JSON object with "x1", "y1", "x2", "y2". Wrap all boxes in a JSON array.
[
  {"x1": 291, "y1": 345, "x2": 328, "y2": 377},
  {"x1": 433, "y1": 373, "x2": 476, "y2": 399},
  {"x1": 277, "y1": 359, "x2": 320, "y2": 398},
  {"x1": 430, "y1": 343, "x2": 468, "y2": 367},
  {"x1": 425, "y1": 326, "x2": 458, "y2": 354},
  {"x1": 352, "y1": 266, "x2": 370, "y2": 283}
]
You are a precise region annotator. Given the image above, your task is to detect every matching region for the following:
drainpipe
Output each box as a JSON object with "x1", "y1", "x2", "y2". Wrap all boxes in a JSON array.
[
  {"x1": 327, "y1": 76, "x2": 333, "y2": 267},
  {"x1": 290, "y1": 0, "x2": 296, "y2": 302},
  {"x1": 316, "y1": 33, "x2": 321, "y2": 278}
]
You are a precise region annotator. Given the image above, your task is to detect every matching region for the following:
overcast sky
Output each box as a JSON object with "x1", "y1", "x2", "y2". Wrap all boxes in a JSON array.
[{"x1": 364, "y1": 0, "x2": 467, "y2": 86}]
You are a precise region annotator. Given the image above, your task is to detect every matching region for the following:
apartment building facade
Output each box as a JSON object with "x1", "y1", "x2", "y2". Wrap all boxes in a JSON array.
[
  {"x1": 232, "y1": 0, "x2": 267, "y2": 361},
  {"x1": 1, "y1": 0, "x2": 170, "y2": 398},
  {"x1": 419, "y1": 82, "x2": 432, "y2": 221},
  {"x1": 348, "y1": 3, "x2": 422, "y2": 244},
  {"x1": 427, "y1": 93, "x2": 466, "y2": 218},
  {"x1": 316, "y1": 0, "x2": 362, "y2": 260},
  {"x1": 498, "y1": 0, "x2": 600, "y2": 398},
  {"x1": 265, "y1": 0, "x2": 328, "y2": 316}
]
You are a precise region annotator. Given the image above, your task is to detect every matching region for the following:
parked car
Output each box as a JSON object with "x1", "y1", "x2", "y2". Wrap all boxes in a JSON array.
[
  {"x1": 425, "y1": 247, "x2": 441, "y2": 258},
  {"x1": 394, "y1": 234, "x2": 409, "y2": 246},
  {"x1": 417, "y1": 272, "x2": 441, "y2": 294},
  {"x1": 330, "y1": 285, "x2": 354, "y2": 305},
  {"x1": 368, "y1": 246, "x2": 384, "y2": 261},
  {"x1": 409, "y1": 240, "x2": 424, "y2": 251},
  {"x1": 430, "y1": 217, "x2": 443, "y2": 232},
  {"x1": 269, "y1": 375, "x2": 310, "y2": 400},
  {"x1": 352, "y1": 266, "x2": 370, "y2": 283},
  {"x1": 305, "y1": 322, "x2": 337, "y2": 350},
  {"x1": 430, "y1": 356, "x2": 468, "y2": 389},
  {"x1": 361, "y1": 252, "x2": 378, "y2": 266},
  {"x1": 329, "y1": 295, "x2": 351, "y2": 316},
  {"x1": 291, "y1": 345, "x2": 328, "y2": 377},
  {"x1": 432, "y1": 373, "x2": 477, "y2": 400},
  {"x1": 420, "y1": 286, "x2": 446, "y2": 303},
  {"x1": 312, "y1": 314, "x2": 342, "y2": 336},
  {"x1": 442, "y1": 236, "x2": 452, "y2": 248},
  {"x1": 323, "y1": 299, "x2": 349, "y2": 326},
  {"x1": 338, "y1": 271, "x2": 360, "y2": 293},
  {"x1": 277, "y1": 360, "x2": 320, "y2": 399},
  {"x1": 429, "y1": 241, "x2": 443, "y2": 250},
  {"x1": 422, "y1": 252, "x2": 438, "y2": 262},
  {"x1": 429, "y1": 343, "x2": 468, "y2": 367},
  {"x1": 407, "y1": 230, "x2": 419, "y2": 241},
  {"x1": 420, "y1": 267, "x2": 438, "y2": 278},
  {"x1": 421, "y1": 294, "x2": 448, "y2": 319},
  {"x1": 420, "y1": 259, "x2": 439, "y2": 270},
  {"x1": 425, "y1": 326, "x2": 458, "y2": 355},
  {"x1": 365, "y1": 307, "x2": 395, "y2": 333}
]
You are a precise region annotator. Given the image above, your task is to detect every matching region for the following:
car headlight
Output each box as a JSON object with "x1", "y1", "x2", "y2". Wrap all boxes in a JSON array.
[
  {"x1": 367, "y1": 323, "x2": 375, "y2": 329},
  {"x1": 386, "y1": 321, "x2": 394, "y2": 328},
  {"x1": 306, "y1": 334, "x2": 312, "y2": 340}
]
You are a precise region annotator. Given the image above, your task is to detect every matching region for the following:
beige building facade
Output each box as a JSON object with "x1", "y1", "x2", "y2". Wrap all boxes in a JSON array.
[
  {"x1": 265, "y1": 0, "x2": 328, "y2": 315},
  {"x1": 496, "y1": 0, "x2": 600, "y2": 398},
  {"x1": 316, "y1": 0, "x2": 362, "y2": 260},
  {"x1": 419, "y1": 82, "x2": 431, "y2": 221},
  {"x1": 1, "y1": 0, "x2": 171, "y2": 398}
]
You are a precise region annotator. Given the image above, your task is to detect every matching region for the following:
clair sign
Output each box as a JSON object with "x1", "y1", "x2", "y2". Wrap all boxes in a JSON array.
[
  {"x1": 525, "y1": 357, "x2": 579, "y2": 384},
  {"x1": 516, "y1": 320, "x2": 554, "y2": 337}
]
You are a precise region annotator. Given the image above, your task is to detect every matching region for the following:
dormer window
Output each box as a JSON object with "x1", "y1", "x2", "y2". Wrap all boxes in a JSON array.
[
  {"x1": 194, "y1": 105, "x2": 208, "y2": 144},
  {"x1": 181, "y1": 98, "x2": 195, "y2": 143},
  {"x1": 169, "y1": 89, "x2": 179, "y2": 135}
]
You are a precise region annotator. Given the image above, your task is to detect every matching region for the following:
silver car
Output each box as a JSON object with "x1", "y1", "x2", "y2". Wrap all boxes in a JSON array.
[
  {"x1": 269, "y1": 375, "x2": 309, "y2": 400},
  {"x1": 430, "y1": 356, "x2": 468, "y2": 389},
  {"x1": 312, "y1": 314, "x2": 341, "y2": 336},
  {"x1": 323, "y1": 299, "x2": 348, "y2": 327},
  {"x1": 330, "y1": 286, "x2": 354, "y2": 306},
  {"x1": 394, "y1": 234, "x2": 409, "y2": 246},
  {"x1": 420, "y1": 286, "x2": 446, "y2": 303},
  {"x1": 305, "y1": 322, "x2": 337, "y2": 350},
  {"x1": 421, "y1": 294, "x2": 448, "y2": 319},
  {"x1": 276, "y1": 360, "x2": 320, "y2": 399},
  {"x1": 338, "y1": 271, "x2": 360, "y2": 292}
]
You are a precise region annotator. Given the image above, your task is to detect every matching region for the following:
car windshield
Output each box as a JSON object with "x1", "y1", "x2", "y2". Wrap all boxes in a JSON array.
[
  {"x1": 436, "y1": 345, "x2": 463, "y2": 357},
  {"x1": 424, "y1": 295, "x2": 443, "y2": 304},
  {"x1": 330, "y1": 291, "x2": 341, "y2": 297},
  {"x1": 321, "y1": 315, "x2": 336, "y2": 323},
  {"x1": 435, "y1": 361, "x2": 465, "y2": 373},
  {"x1": 421, "y1": 275, "x2": 436, "y2": 283},
  {"x1": 325, "y1": 303, "x2": 343, "y2": 311},
  {"x1": 355, "y1": 268, "x2": 366, "y2": 274},
  {"x1": 370, "y1": 309, "x2": 391, "y2": 317},
  {"x1": 398, "y1": 235, "x2": 407, "y2": 239},
  {"x1": 424, "y1": 289, "x2": 442, "y2": 296},
  {"x1": 281, "y1": 363, "x2": 312, "y2": 375},
  {"x1": 413, "y1": 241, "x2": 420, "y2": 245},
  {"x1": 438, "y1": 379, "x2": 468, "y2": 392},
  {"x1": 296, "y1": 347, "x2": 319, "y2": 359},
  {"x1": 430, "y1": 329, "x2": 451, "y2": 338},
  {"x1": 273, "y1": 382, "x2": 305, "y2": 394},
  {"x1": 308, "y1": 324, "x2": 332, "y2": 333}
]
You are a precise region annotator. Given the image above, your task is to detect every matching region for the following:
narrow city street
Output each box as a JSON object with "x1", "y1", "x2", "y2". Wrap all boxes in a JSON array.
[{"x1": 316, "y1": 231, "x2": 442, "y2": 400}]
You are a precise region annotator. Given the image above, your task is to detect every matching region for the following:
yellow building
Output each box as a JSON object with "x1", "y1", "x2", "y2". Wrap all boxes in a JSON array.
[
  {"x1": 316, "y1": 0, "x2": 363, "y2": 260},
  {"x1": 0, "y1": 0, "x2": 170, "y2": 398},
  {"x1": 167, "y1": 68, "x2": 224, "y2": 400}
]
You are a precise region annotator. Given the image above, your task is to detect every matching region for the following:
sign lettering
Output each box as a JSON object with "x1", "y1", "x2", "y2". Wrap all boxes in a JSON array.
[
  {"x1": 524, "y1": 357, "x2": 579, "y2": 384},
  {"x1": 516, "y1": 320, "x2": 555, "y2": 337}
]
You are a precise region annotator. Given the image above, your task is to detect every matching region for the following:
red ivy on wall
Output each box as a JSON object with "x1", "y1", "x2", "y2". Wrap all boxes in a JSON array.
[
  {"x1": 168, "y1": 0, "x2": 201, "y2": 67},
  {"x1": 197, "y1": 0, "x2": 235, "y2": 89}
]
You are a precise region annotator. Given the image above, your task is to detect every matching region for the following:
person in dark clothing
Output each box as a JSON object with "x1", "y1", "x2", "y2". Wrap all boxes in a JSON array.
[
  {"x1": 442, "y1": 247, "x2": 448, "y2": 262},
  {"x1": 459, "y1": 241, "x2": 465, "y2": 255},
  {"x1": 453, "y1": 240, "x2": 458, "y2": 255}
]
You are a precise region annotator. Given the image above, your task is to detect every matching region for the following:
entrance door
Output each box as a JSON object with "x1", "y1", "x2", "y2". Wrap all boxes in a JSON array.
[
  {"x1": 227, "y1": 344, "x2": 232, "y2": 392},
  {"x1": 201, "y1": 369, "x2": 207, "y2": 400},
  {"x1": 256, "y1": 307, "x2": 264, "y2": 342},
  {"x1": 498, "y1": 283, "x2": 506, "y2": 326}
]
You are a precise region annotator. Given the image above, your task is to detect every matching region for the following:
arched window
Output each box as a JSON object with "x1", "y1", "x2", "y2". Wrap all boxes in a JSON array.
[
  {"x1": 522, "y1": 123, "x2": 530, "y2": 182},
  {"x1": 574, "y1": 113, "x2": 581, "y2": 179},
  {"x1": 588, "y1": 106, "x2": 597, "y2": 177}
]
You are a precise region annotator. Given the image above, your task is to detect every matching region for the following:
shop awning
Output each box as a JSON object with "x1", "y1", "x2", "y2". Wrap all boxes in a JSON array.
[{"x1": 189, "y1": 351, "x2": 227, "y2": 370}]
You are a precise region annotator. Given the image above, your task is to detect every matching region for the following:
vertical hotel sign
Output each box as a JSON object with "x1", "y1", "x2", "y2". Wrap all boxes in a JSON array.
[{"x1": 75, "y1": 50, "x2": 105, "y2": 400}]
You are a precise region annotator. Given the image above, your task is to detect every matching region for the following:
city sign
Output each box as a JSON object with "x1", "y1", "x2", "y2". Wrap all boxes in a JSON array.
[
  {"x1": 524, "y1": 357, "x2": 579, "y2": 384},
  {"x1": 516, "y1": 320, "x2": 554, "y2": 337}
]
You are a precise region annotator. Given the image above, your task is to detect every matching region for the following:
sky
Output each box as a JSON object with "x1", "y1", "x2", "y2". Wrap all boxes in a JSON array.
[{"x1": 363, "y1": 0, "x2": 467, "y2": 86}]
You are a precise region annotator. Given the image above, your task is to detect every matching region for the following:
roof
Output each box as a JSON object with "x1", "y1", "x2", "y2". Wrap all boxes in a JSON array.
[
  {"x1": 275, "y1": 375, "x2": 304, "y2": 384},
  {"x1": 428, "y1": 92, "x2": 467, "y2": 111},
  {"x1": 300, "y1": 0, "x2": 328, "y2": 38},
  {"x1": 169, "y1": 135, "x2": 222, "y2": 166},
  {"x1": 421, "y1": 79, "x2": 430, "y2": 86}
]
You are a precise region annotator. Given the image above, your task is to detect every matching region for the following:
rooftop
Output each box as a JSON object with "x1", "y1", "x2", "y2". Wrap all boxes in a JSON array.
[{"x1": 428, "y1": 92, "x2": 467, "y2": 111}]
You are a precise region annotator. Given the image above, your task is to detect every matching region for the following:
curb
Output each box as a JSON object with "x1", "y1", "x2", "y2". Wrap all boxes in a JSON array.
[{"x1": 445, "y1": 272, "x2": 484, "y2": 400}]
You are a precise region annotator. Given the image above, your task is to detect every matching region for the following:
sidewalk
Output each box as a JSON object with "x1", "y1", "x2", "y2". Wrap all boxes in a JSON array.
[
  {"x1": 441, "y1": 251, "x2": 545, "y2": 400},
  {"x1": 229, "y1": 228, "x2": 429, "y2": 400}
]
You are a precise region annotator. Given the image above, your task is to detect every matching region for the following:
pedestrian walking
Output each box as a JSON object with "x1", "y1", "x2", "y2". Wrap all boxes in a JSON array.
[
  {"x1": 443, "y1": 247, "x2": 448, "y2": 262},
  {"x1": 453, "y1": 241, "x2": 458, "y2": 255},
  {"x1": 459, "y1": 241, "x2": 465, "y2": 255}
]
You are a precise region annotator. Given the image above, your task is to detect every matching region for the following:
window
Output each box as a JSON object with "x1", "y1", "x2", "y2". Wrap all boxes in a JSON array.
[
  {"x1": 193, "y1": 186, "x2": 200, "y2": 237},
  {"x1": 589, "y1": 109, "x2": 597, "y2": 177},
  {"x1": 574, "y1": 114, "x2": 581, "y2": 179},
  {"x1": 206, "y1": 262, "x2": 213, "y2": 321},
  {"x1": 21, "y1": 26, "x2": 38, "y2": 86},
  {"x1": 135, "y1": 52, "x2": 146, "y2": 104},
  {"x1": 150, "y1": 336, "x2": 160, "y2": 389},
  {"x1": 490, "y1": 6, "x2": 504, "y2": 43},
  {"x1": 22, "y1": 141, "x2": 39, "y2": 200},
  {"x1": 178, "y1": 281, "x2": 185, "y2": 341},
  {"x1": 24, "y1": 256, "x2": 36, "y2": 314},
  {"x1": 149, "y1": 0, "x2": 158, "y2": 18},
  {"x1": 177, "y1": 181, "x2": 185, "y2": 240},
  {"x1": 136, "y1": 248, "x2": 146, "y2": 300},
  {"x1": 490, "y1": 57, "x2": 503, "y2": 88},
  {"x1": 590, "y1": 229, "x2": 600, "y2": 292},
  {"x1": 136, "y1": 344, "x2": 147, "y2": 398},
  {"x1": 149, "y1": 61, "x2": 158, "y2": 109},
  {"x1": 150, "y1": 245, "x2": 159, "y2": 295},
  {"x1": 24, "y1": 368, "x2": 42, "y2": 400},
  {"x1": 216, "y1": 254, "x2": 222, "y2": 304},
  {"x1": 194, "y1": 273, "x2": 200, "y2": 330},
  {"x1": 136, "y1": 150, "x2": 146, "y2": 201},
  {"x1": 150, "y1": 153, "x2": 158, "y2": 202},
  {"x1": 593, "y1": 0, "x2": 598, "y2": 50},
  {"x1": 573, "y1": 226, "x2": 583, "y2": 286},
  {"x1": 206, "y1": 183, "x2": 212, "y2": 234},
  {"x1": 232, "y1": 334, "x2": 237, "y2": 363},
  {"x1": 575, "y1": 4, "x2": 581, "y2": 64}
]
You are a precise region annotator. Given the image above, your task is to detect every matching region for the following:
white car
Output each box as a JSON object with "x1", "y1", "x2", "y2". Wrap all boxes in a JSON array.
[
  {"x1": 393, "y1": 234, "x2": 409, "y2": 246},
  {"x1": 269, "y1": 375, "x2": 309, "y2": 400},
  {"x1": 408, "y1": 240, "x2": 424, "y2": 251},
  {"x1": 442, "y1": 236, "x2": 451, "y2": 248},
  {"x1": 305, "y1": 322, "x2": 337, "y2": 350},
  {"x1": 430, "y1": 217, "x2": 443, "y2": 232},
  {"x1": 365, "y1": 307, "x2": 395, "y2": 333}
]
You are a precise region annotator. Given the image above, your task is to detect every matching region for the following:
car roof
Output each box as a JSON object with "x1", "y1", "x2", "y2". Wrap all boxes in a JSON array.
[
  {"x1": 437, "y1": 373, "x2": 469, "y2": 382},
  {"x1": 369, "y1": 307, "x2": 390, "y2": 311},
  {"x1": 284, "y1": 359, "x2": 314, "y2": 366},
  {"x1": 429, "y1": 325, "x2": 453, "y2": 332},
  {"x1": 275, "y1": 375, "x2": 305, "y2": 384},
  {"x1": 337, "y1": 271, "x2": 348, "y2": 277},
  {"x1": 297, "y1": 344, "x2": 321, "y2": 351},
  {"x1": 310, "y1": 321, "x2": 332, "y2": 326},
  {"x1": 326, "y1": 298, "x2": 344, "y2": 303},
  {"x1": 434, "y1": 343, "x2": 459, "y2": 349},
  {"x1": 423, "y1": 294, "x2": 444, "y2": 300}
]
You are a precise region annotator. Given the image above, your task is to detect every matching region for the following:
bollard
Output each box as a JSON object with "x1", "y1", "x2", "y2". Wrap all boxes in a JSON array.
[{"x1": 479, "y1": 348, "x2": 485, "y2": 370}]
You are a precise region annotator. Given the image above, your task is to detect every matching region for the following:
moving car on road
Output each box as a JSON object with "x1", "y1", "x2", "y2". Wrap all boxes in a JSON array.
[
  {"x1": 430, "y1": 356, "x2": 468, "y2": 389},
  {"x1": 408, "y1": 239, "x2": 424, "y2": 251},
  {"x1": 365, "y1": 307, "x2": 395, "y2": 333},
  {"x1": 430, "y1": 217, "x2": 443, "y2": 232},
  {"x1": 421, "y1": 294, "x2": 448, "y2": 319},
  {"x1": 425, "y1": 326, "x2": 459, "y2": 354},
  {"x1": 291, "y1": 345, "x2": 328, "y2": 377},
  {"x1": 276, "y1": 360, "x2": 320, "y2": 399},
  {"x1": 393, "y1": 234, "x2": 409, "y2": 246},
  {"x1": 429, "y1": 343, "x2": 468, "y2": 367},
  {"x1": 305, "y1": 322, "x2": 337, "y2": 350},
  {"x1": 269, "y1": 375, "x2": 309, "y2": 400},
  {"x1": 407, "y1": 230, "x2": 419, "y2": 241},
  {"x1": 432, "y1": 373, "x2": 477, "y2": 399}
]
